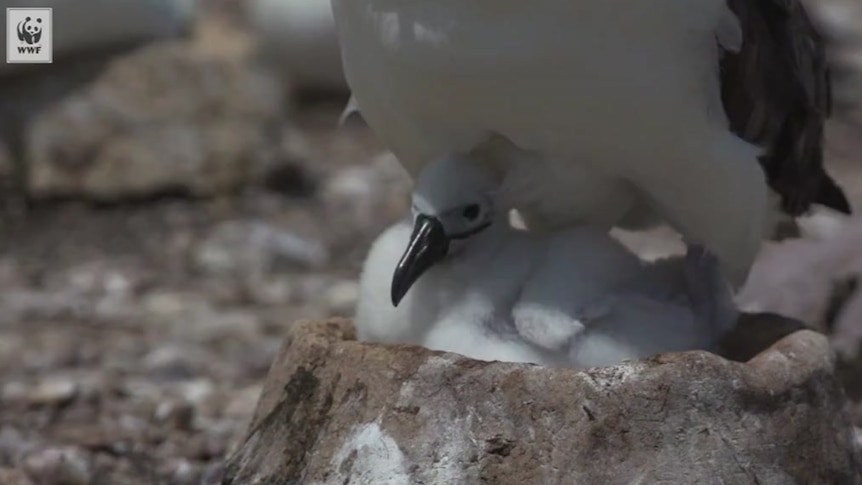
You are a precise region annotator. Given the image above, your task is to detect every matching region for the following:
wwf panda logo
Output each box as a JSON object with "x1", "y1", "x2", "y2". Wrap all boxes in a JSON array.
[{"x1": 16, "y1": 16, "x2": 43, "y2": 45}]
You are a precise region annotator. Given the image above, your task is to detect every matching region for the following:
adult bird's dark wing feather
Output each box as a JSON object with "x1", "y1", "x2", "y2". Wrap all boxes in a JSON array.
[{"x1": 721, "y1": 0, "x2": 851, "y2": 216}]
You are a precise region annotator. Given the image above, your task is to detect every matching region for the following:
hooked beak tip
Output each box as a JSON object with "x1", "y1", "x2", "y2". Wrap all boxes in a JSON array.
[
  {"x1": 390, "y1": 287, "x2": 405, "y2": 307},
  {"x1": 390, "y1": 215, "x2": 449, "y2": 307}
]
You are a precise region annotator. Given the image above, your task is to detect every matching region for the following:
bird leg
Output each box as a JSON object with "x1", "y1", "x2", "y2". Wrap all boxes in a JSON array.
[{"x1": 682, "y1": 244, "x2": 739, "y2": 339}]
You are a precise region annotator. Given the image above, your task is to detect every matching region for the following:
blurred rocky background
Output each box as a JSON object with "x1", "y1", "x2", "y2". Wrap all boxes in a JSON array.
[{"x1": 0, "y1": 0, "x2": 858, "y2": 484}]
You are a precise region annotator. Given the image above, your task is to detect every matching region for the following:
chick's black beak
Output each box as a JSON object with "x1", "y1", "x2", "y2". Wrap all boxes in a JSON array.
[{"x1": 391, "y1": 214, "x2": 449, "y2": 307}]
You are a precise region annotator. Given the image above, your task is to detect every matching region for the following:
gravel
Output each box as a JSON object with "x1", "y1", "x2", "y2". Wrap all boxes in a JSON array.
[{"x1": 0, "y1": 108, "x2": 409, "y2": 484}]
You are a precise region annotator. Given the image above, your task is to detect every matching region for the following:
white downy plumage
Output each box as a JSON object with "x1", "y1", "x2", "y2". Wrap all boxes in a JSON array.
[
  {"x1": 331, "y1": 0, "x2": 767, "y2": 287},
  {"x1": 355, "y1": 154, "x2": 737, "y2": 368}
]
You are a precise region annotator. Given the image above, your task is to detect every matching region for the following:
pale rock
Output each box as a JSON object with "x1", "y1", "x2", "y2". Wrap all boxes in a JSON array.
[
  {"x1": 17, "y1": 39, "x2": 289, "y2": 200},
  {"x1": 188, "y1": 310, "x2": 263, "y2": 343},
  {"x1": 166, "y1": 458, "x2": 200, "y2": 485},
  {"x1": 0, "y1": 428, "x2": 39, "y2": 465},
  {"x1": 1, "y1": 382, "x2": 27, "y2": 403},
  {"x1": 40, "y1": 262, "x2": 143, "y2": 322},
  {"x1": 141, "y1": 291, "x2": 209, "y2": 324},
  {"x1": 23, "y1": 447, "x2": 91, "y2": 485},
  {"x1": 289, "y1": 275, "x2": 334, "y2": 304},
  {"x1": 120, "y1": 378, "x2": 167, "y2": 405},
  {"x1": 245, "y1": 276, "x2": 294, "y2": 306},
  {"x1": 0, "y1": 467, "x2": 35, "y2": 485},
  {"x1": 223, "y1": 318, "x2": 861, "y2": 485},
  {"x1": 193, "y1": 220, "x2": 328, "y2": 278},
  {"x1": 26, "y1": 378, "x2": 79, "y2": 407},
  {"x1": 141, "y1": 290, "x2": 264, "y2": 344},
  {"x1": 322, "y1": 152, "x2": 411, "y2": 231},
  {"x1": 224, "y1": 385, "x2": 263, "y2": 421},
  {"x1": 117, "y1": 414, "x2": 150, "y2": 436},
  {"x1": 60, "y1": 263, "x2": 135, "y2": 297},
  {"x1": 0, "y1": 289, "x2": 91, "y2": 323},
  {"x1": 154, "y1": 400, "x2": 196, "y2": 432},
  {"x1": 323, "y1": 279, "x2": 360, "y2": 316},
  {"x1": 200, "y1": 462, "x2": 225, "y2": 485},
  {"x1": 143, "y1": 344, "x2": 210, "y2": 378},
  {"x1": 177, "y1": 379, "x2": 216, "y2": 411}
]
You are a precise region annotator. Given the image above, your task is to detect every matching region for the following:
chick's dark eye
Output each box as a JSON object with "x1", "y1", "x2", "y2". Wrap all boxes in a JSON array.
[{"x1": 461, "y1": 204, "x2": 481, "y2": 221}]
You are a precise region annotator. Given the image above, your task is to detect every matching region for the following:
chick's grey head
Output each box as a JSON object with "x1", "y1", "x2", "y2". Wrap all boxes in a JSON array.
[{"x1": 391, "y1": 154, "x2": 501, "y2": 307}]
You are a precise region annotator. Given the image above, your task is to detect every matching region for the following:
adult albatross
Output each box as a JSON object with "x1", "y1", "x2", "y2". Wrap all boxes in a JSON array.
[{"x1": 331, "y1": 0, "x2": 850, "y2": 288}]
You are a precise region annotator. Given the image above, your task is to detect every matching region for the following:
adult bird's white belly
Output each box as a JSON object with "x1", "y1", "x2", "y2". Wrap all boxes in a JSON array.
[{"x1": 332, "y1": 0, "x2": 768, "y2": 286}]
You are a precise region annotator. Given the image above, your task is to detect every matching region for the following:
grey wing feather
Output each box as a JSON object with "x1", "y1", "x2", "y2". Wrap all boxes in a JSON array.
[{"x1": 721, "y1": 0, "x2": 850, "y2": 216}]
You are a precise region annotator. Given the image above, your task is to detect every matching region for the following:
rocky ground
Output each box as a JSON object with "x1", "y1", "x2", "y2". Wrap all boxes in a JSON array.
[
  {"x1": 0, "y1": 115, "x2": 413, "y2": 485},
  {"x1": 0, "y1": 3, "x2": 860, "y2": 485},
  {"x1": 0, "y1": 10, "x2": 414, "y2": 482}
]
